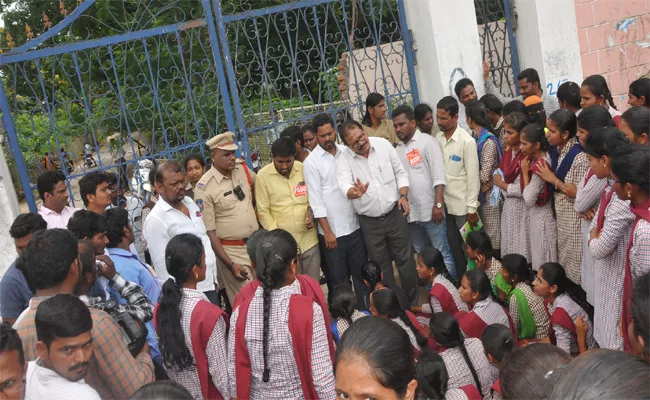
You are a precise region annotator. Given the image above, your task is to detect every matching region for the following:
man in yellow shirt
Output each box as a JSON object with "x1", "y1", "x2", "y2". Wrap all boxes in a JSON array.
[{"x1": 254, "y1": 134, "x2": 321, "y2": 280}]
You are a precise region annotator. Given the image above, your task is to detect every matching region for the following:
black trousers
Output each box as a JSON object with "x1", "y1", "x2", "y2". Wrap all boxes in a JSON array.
[
  {"x1": 358, "y1": 204, "x2": 418, "y2": 305},
  {"x1": 446, "y1": 213, "x2": 469, "y2": 281},
  {"x1": 319, "y1": 229, "x2": 369, "y2": 309}
]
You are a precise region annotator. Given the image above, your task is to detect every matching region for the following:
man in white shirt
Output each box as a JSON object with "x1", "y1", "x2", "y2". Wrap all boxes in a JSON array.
[
  {"x1": 435, "y1": 97, "x2": 480, "y2": 278},
  {"x1": 337, "y1": 120, "x2": 418, "y2": 305},
  {"x1": 144, "y1": 162, "x2": 218, "y2": 303},
  {"x1": 27, "y1": 294, "x2": 100, "y2": 400},
  {"x1": 37, "y1": 171, "x2": 79, "y2": 229},
  {"x1": 393, "y1": 105, "x2": 457, "y2": 279},
  {"x1": 454, "y1": 78, "x2": 479, "y2": 134},
  {"x1": 304, "y1": 113, "x2": 369, "y2": 305}
]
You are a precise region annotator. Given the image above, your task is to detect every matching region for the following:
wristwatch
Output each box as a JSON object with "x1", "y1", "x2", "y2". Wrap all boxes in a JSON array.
[
  {"x1": 400, "y1": 194, "x2": 408, "y2": 200},
  {"x1": 435, "y1": 202, "x2": 443, "y2": 209}
]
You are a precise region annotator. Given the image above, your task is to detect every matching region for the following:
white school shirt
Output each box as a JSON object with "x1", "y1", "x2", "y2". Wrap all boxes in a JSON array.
[
  {"x1": 336, "y1": 137, "x2": 409, "y2": 218},
  {"x1": 303, "y1": 144, "x2": 359, "y2": 237},
  {"x1": 144, "y1": 196, "x2": 217, "y2": 292},
  {"x1": 26, "y1": 359, "x2": 101, "y2": 400}
]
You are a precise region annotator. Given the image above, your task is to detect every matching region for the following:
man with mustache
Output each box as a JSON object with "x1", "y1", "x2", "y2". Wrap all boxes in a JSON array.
[
  {"x1": 13, "y1": 229, "x2": 154, "y2": 399},
  {"x1": 255, "y1": 134, "x2": 321, "y2": 281},
  {"x1": 195, "y1": 132, "x2": 259, "y2": 308},
  {"x1": 144, "y1": 161, "x2": 219, "y2": 303},
  {"x1": 26, "y1": 294, "x2": 99, "y2": 399},
  {"x1": 304, "y1": 113, "x2": 369, "y2": 306},
  {"x1": 36, "y1": 170, "x2": 79, "y2": 229}
]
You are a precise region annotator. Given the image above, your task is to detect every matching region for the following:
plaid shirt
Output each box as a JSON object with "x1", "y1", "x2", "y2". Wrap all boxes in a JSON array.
[
  {"x1": 227, "y1": 279, "x2": 335, "y2": 400},
  {"x1": 508, "y1": 283, "x2": 549, "y2": 340},
  {"x1": 554, "y1": 141, "x2": 589, "y2": 284},
  {"x1": 589, "y1": 184, "x2": 634, "y2": 350},
  {"x1": 470, "y1": 297, "x2": 510, "y2": 330},
  {"x1": 162, "y1": 289, "x2": 229, "y2": 399},
  {"x1": 548, "y1": 293, "x2": 596, "y2": 354},
  {"x1": 15, "y1": 296, "x2": 154, "y2": 399},
  {"x1": 629, "y1": 218, "x2": 650, "y2": 281},
  {"x1": 83, "y1": 274, "x2": 154, "y2": 323},
  {"x1": 441, "y1": 338, "x2": 499, "y2": 398}
]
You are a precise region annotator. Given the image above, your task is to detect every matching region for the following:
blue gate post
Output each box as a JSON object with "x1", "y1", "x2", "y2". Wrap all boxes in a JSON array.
[
  {"x1": 397, "y1": 0, "x2": 420, "y2": 105},
  {"x1": 503, "y1": 0, "x2": 521, "y2": 96},
  {"x1": 0, "y1": 78, "x2": 37, "y2": 212}
]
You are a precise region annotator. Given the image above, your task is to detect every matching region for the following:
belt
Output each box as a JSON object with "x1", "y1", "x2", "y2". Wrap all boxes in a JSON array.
[
  {"x1": 220, "y1": 238, "x2": 248, "y2": 246},
  {"x1": 376, "y1": 203, "x2": 399, "y2": 220}
]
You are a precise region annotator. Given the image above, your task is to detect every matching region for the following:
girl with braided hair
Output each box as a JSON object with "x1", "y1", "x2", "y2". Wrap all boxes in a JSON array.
[
  {"x1": 430, "y1": 312, "x2": 498, "y2": 399},
  {"x1": 227, "y1": 229, "x2": 335, "y2": 399},
  {"x1": 154, "y1": 233, "x2": 229, "y2": 399},
  {"x1": 416, "y1": 350, "x2": 482, "y2": 400},
  {"x1": 580, "y1": 75, "x2": 622, "y2": 126}
]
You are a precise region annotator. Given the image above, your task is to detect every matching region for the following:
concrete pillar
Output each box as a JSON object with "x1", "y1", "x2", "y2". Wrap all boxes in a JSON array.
[
  {"x1": 0, "y1": 138, "x2": 19, "y2": 277},
  {"x1": 513, "y1": 0, "x2": 584, "y2": 97},
  {"x1": 403, "y1": 0, "x2": 485, "y2": 106}
]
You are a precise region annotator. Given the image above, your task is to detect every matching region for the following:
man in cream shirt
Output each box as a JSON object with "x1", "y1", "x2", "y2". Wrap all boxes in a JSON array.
[{"x1": 435, "y1": 96, "x2": 480, "y2": 278}]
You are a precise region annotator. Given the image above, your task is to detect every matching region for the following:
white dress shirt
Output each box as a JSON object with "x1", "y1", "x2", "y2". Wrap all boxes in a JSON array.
[
  {"x1": 144, "y1": 196, "x2": 217, "y2": 292},
  {"x1": 39, "y1": 205, "x2": 79, "y2": 229},
  {"x1": 26, "y1": 359, "x2": 101, "y2": 400},
  {"x1": 337, "y1": 137, "x2": 409, "y2": 218},
  {"x1": 396, "y1": 130, "x2": 447, "y2": 223},
  {"x1": 304, "y1": 144, "x2": 359, "y2": 238}
]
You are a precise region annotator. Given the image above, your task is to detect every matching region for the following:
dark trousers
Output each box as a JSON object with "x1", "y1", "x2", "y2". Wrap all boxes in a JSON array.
[
  {"x1": 446, "y1": 213, "x2": 469, "y2": 281},
  {"x1": 358, "y1": 204, "x2": 418, "y2": 305},
  {"x1": 203, "y1": 290, "x2": 219, "y2": 306},
  {"x1": 319, "y1": 229, "x2": 369, "y2": 310}
]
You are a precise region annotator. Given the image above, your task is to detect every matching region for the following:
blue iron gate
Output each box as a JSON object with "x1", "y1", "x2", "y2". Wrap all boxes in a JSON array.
[
  {"x1": 474, "y1": 0, "x2": 521, "y2": 96},
  {"x1": 0, "y1": 0, "x2": 418, "y2": 212}
]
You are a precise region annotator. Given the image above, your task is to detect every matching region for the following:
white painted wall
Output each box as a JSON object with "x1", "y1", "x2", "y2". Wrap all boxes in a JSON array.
[
  {"x1": 0, "y1": 140, "x2": 19, "y2": 279},
  {"x1": 403, "y1": 0, "x2": 485, "y2": 106},
  {"x1": 514, "y1": 0, "x2": 583, "y2": 97}
]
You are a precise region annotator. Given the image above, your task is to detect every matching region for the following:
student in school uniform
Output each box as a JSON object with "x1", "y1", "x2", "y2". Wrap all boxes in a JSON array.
[
  {"x1": 412, "y1": 247, "x2": 468, "y2": 317},
  {"x1": 416, "y1": 350, "x2": 482, "y2": 400},
  {"x1": 480, "y1": 324, "x2": 515, "y2": 400},
  {"x1": 580, "y1": 75, "x2": 622, "y2": 126},
  {"x1": 154, "y1": 234, "x2": 229, "y2": 399},
  {"x1": 533, "y1": 263, "x2": 597, "y2": 355},
  {"x1": 619, "y1": 106, "x2": 649, "y2": 145},
  {"x1": 329, "y1": 284, "x2": 370, "y2": 344},
  {"x1": 430, "y1": 312, "x2": 498, "y2": 399},
  {"x1": 519, "y1": 124, "x2": 557, "y2": 267},
  {"x1": 335, "y1": 317, "x2": 418, "y2": 400},
  {"x1": 610, "y1": 144, "x2": 650, "y2": 353},
  {"x1": 493, "y1": 113, "x2": 531, "y2": 263},
  {"x1": 499, "y1": 254, "x2": 549, "y2": 342},
  {"x1": 586, "y1": 127, "x2": 634, "y2": 351},
  {"x1": 535, "y1": 109, "x2": 588, "y2": 285},
  {"x1": 574, "y1": 106, "x2": 614, "y2": 304},
  {"x1": 466, "y1": 101, "x2": 503, "y2": 254},
  {"x1": 227, "y1": 230, "x2": 335, "y2": 400},
  {"x1": 465, "y1": 231, "x2": 502, "y2": 286},
  {"x1": 457, "y1": 270, "x2": 516, "y2": 339},
  {"x1": 369, "y1": 289, "x2": 429, "y2": 355}
]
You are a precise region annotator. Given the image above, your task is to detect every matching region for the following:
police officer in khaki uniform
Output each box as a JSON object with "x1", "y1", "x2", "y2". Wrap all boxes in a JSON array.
[{"x1": 195, "y1": 132, "x2": 259, "y2": 306}]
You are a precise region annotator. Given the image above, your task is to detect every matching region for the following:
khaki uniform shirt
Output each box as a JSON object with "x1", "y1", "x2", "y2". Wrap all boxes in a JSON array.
[
  {"x1": 362, "y1": 119, "x2": 399, "y2": 145},
  {"x1": 194, "y1": 163, "x2": 259, "y2": 240}
]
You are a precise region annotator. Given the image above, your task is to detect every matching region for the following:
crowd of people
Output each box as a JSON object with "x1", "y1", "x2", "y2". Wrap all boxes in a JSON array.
[{"x1": 0, "y1": 68, "x2": 649, "y2": 400}]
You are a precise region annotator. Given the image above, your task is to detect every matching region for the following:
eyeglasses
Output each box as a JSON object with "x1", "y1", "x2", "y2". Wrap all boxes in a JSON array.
[
  {"x1": 0, "y1": 378, "x2": 26, "y2": 394},
  {"x1": 349, "y1": 134, "x2": 366, "y2": 150}
]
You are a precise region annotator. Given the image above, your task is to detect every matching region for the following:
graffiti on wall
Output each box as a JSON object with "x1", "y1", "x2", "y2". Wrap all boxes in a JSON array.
[{"x1": 546, "y1": 77, "x2": 569, "y2": 96}]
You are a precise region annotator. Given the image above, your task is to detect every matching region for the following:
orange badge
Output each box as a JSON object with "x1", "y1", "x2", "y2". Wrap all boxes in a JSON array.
[{"x1": 406, "y1": 148, "x2": 422, "y2": 167}]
